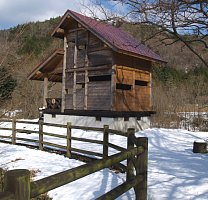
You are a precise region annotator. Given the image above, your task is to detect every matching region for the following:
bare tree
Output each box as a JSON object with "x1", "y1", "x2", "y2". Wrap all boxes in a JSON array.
[{"x1": 84, "y1": 0, "x2": 208, "y2": 67}]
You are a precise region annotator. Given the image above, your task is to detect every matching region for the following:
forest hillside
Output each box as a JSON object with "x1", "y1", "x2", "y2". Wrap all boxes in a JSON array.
[{"x1": 0, "y1": 17, "x2": 207, "y2": 129}]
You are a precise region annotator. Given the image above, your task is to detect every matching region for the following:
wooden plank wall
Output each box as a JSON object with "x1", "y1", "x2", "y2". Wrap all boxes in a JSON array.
[
  {"x1": 113, "y1": 52, "x2": 151, "y2": 71},
  {"x1": 76, "y1": 88, "x2": 85, "y2": 109},
  {"x1": 65, "y1": 33, "x2": 75, "y2": 110},
  {"x1": 88, "y1": 82, "x2": 111, "y2": 110},
  {"x1": 64, "y1": 21, "x2": 113, "y2": 111},
  {"x1": 64, "y1": 19, "x2": 152, "y2": 113},
  {"x1": 65, "y1": 94, "x2": 73, "y2": 109},
  {"x1": 114, "y1": 66, "x2": 151, "y2": 112},
  {"x1": 66, "y1": 40, "x2": 75, "y2": 69}
]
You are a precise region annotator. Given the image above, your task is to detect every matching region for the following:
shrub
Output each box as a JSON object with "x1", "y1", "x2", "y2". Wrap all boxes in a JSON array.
[{"x1": 0, "y1": 67, "x2": 17, "y2": 101}]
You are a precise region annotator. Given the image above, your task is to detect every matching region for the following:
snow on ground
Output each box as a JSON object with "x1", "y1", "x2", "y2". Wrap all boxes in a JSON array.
[
  {"x1": 0, "y1": 143, "x2": 132, "y2": 199},
  {"x1": 138, "y1": 129, "x2": 208, "y2": 200},
  {"x1": 0, "y1": 121, "x2": 208, "y2": 199}
]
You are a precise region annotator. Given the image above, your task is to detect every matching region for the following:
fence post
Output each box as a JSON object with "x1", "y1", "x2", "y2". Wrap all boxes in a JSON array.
[
  {"x1": 135, "y1": 137, "x2": 148, "y2": 200},
  {"x1": 4, "y1": 169, "x2": 30, "y2": 200},
  {"x1": 0, "y1": 168, "x2": 4, "y2": 191},
  {"x1": 39, "y1": 119, "x2": 43, "y2": 150},
  {"x1": 126, "y1": 128, "x2": 135, "y2": 181},
  {"x1": 66, "y1": 122, "x2": 72, "y2": 158},
  {"x1": 103, "y1": 125, "x2": 109, "y2": 159},
  {"x1": 12, "y1": 118, "x2": 16, "y2": 145}
]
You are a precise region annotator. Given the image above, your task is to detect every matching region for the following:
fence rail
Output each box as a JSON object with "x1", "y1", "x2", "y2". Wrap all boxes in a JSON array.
[
  {"x1": 0, "y1": 119, "x2": 128, "y2": 158},
  {"x1": 0, "y1": 118, "x2": 148, "y2": 200}
]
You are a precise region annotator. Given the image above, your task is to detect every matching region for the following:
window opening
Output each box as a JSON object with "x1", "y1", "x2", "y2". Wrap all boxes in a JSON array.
[
  {"x1": 116, "y1": 83, "x2": 132, "y2": 90},
  {"x1": 135, "y1": 80, "x2": 148, "y2": 86},
  {"x1": 89, "y1": 75, "x2": 111, "y2": 82}
]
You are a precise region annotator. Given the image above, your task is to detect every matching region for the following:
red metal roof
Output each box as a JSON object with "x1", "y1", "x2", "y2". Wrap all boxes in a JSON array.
[{"x1": 53, "y1": 10, "x2": 165, "y2": 63}]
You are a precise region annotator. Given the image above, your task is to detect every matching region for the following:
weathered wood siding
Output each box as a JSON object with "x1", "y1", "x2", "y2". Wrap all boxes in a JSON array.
[
  {"x1": 65, "y1": 94, "x2": 73, "y2": 109},
  {"x1": 66, "y1": 41, "x2": 75, "y2": 69},
  {"x1": 88, "y1": 50, "x2": 112, "y2": 67},
  {"x1": 88, "y1": 68, "x2": 112, "y2": 76},
  {"x1": 76, "y1": 88, "x2": 85, "y2": 109},
  {"x1": 63, "y1": 17, "x2": 152, "y2": 113},
  {"x1": 64, "y1": 20, "x2": 112, "y2": 111},
  {"x1": 88, "y1": 81, "x2": 111, "y2": 110},
  {"x1": 76, "y1": 49, "x2": 85, "y2": 68},
  {"x1": 113, "y1": 52, "x2": 151, "y2": 71},
  {"x1": 88, "y1": 34, "x2": 104, "y2": 52},
  {"x1": 113, "y1": 65, "x2": 151, "y2": 112},
  {"x1": 111, "y1": 52, "x2": 152, "y2": 112},
  {"x1": 76, "y1": 73, "x2": 85, "y2": 83},
  {"x1": 65, "y1": 73, "x2": 73, "y2": 89}
]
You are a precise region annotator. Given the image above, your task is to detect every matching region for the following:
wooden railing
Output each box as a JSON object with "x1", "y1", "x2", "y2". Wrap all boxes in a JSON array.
[{"x1": 0, "y1": 119, "x2": 148, "y2": 200}]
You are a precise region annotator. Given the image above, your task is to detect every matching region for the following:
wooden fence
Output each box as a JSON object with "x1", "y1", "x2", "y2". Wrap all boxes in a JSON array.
[{"x1": 0, "y1": 119, "x2": 148, "y2": 200}]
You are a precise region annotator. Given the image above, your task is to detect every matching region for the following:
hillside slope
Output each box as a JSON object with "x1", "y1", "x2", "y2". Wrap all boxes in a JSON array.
[
  {"x1": 0, "y1": 18, "x2": 62, "y2": 118},
  {"x1": 0, "y1": 17, "x2": 207, "y2": 123}
]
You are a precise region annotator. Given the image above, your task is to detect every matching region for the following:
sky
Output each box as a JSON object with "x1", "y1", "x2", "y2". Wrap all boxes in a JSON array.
[
  {"x1": 0, "y1": 0, "x2": 83, "y2": 30},
  {"x1": 0, "y1": 0, "x2": 126, "y2": 30}
]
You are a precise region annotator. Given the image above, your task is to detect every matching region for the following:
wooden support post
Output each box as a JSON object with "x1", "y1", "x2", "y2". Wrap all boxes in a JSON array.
[
  {"x1": 126, "y1": 128, "x2": 135, "y2": 181},
  {"x1": 73, "y1": 31, "x2": 78, "y2": 110},
  {"x1": 149, "y1": 72, "x2": 152, "y2": 109},
  {"x1": 4, "y1": 169, "x2": 30, "y2": 200},
  {"x1": 133, "y1": 70, "x2": 136, "y2": 109},
  {"x1": 73, "y1": 71, "x2": 77, "y2": 110},
  {"x1": 12, "y1": 118, "x2": 16, "y2": 145},
  {"x1": 84, "y1": 31, "x2": 89, "y2": 110},
  {"x1": 135, "y1": 137, "x2": 148, "y2": 200},
  {"x1": 43, "y1": 76, "x2": 48, "y2": 108},
  {"x1": 0, "y1": 168, "x2": 4, "y2": 192},
  {"x1": 39, "y1": 119, "x2": 43, "y2": 151},
  {"x1": 61, "y1": 37, "x2": 67, "y2": 113},
  {"x1": 66, "y1": 122, "x2": 72, "y2": 158},
  {"x1": 110, "y1": 65, "x2": 116, "y2": 110},
  {"x1": 84, "y1": 69, "x2": 88, "y2": 110},
  {"x1": 103, "y1": 125, "x2": 109, "y2": 159}
]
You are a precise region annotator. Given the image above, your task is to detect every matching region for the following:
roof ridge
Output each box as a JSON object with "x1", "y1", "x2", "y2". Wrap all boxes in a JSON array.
[
  {"x1": 68, "y1": 9, "x2": 143, "y2": 45},
  {"x1": 52, "y1": 10, "x2": 165, "y2": 63}
]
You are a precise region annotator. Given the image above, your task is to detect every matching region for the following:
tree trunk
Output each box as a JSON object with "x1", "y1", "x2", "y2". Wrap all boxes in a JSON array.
[{"x1": 193, "y1": 141, "x2": 207, "y2": 153}]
